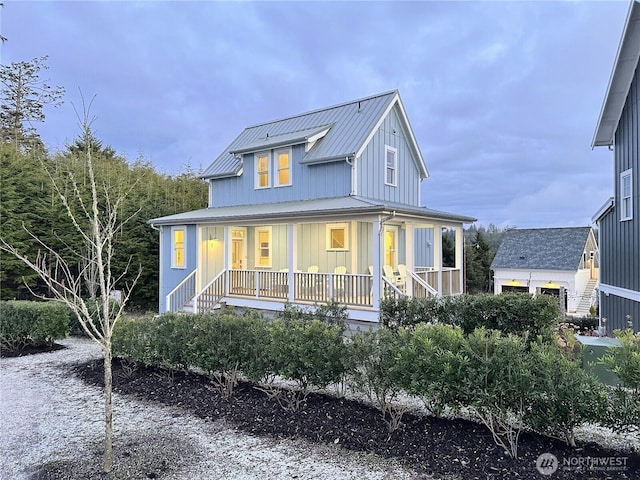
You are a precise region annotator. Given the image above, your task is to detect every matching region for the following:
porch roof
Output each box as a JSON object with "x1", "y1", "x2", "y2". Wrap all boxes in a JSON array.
[{"x1": 149, "y1": 196, "x2": 476, "y2": 226}]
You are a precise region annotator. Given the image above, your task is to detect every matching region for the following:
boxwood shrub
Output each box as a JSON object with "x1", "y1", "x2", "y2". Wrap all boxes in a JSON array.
[{"x1": 0, "y1": 300, "x2": 69, "y2": 353}]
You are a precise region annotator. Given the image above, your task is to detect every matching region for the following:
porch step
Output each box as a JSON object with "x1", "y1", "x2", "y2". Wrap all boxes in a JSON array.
[{"x1": 575, "y1": 279, "x2": 597, "y2": 316}]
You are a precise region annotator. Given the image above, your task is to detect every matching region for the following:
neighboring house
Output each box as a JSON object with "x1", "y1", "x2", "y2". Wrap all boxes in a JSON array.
[
  {"x1": 150, "y1": 90, "x2": 475, "y2": 323},
  {"x1": 592, "y1": 1, "x2": 640, "y2": 333},
  {"x1": 491, "y1": 227, "x2": 599, "y2": 316}
]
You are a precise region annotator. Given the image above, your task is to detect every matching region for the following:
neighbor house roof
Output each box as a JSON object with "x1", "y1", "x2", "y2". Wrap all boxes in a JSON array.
[
  {"x1": 490, "y1": 227, "x2": 594, "y2": 271},
  {"x1": 592, "y1": 1, "x2": 640, "y2": 147},
  {"x1": 200, "y1": 90, "x2": 429, "y2": 179},
  {"x1": 149, "y1": 196, "x2": 475, "y2": 226}
]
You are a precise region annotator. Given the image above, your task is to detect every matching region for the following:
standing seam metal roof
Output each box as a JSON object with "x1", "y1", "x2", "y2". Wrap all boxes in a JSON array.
[
  {"x1": 490, "y1": 227, "x2": 594, "y2": 271},
  {"x1": 201, "y1": 90, "x2": 418, "y2": 179}
]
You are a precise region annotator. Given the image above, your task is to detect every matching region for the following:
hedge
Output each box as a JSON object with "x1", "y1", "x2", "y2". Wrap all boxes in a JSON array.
[{"x1": 0, "y1": 300, "x2": 69, "y2": 353}]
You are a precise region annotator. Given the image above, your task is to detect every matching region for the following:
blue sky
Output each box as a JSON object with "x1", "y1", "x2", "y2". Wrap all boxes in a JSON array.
[{"x1": 0, "y1": 0, "x2": 631, "y2": 228}]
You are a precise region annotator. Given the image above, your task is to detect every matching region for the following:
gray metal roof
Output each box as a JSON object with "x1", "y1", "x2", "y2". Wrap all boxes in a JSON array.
[
  {"x1": 149, "y1": 195, "x2": 475, "y2": 226},
  {"x1": 490, "y1": 227, "x2": 594, "y2": 271},
  {"x1": 592, "y1": 1, "x2": 640, "y2": 147},
  {"x1": 201, "y1": 90, "x2": 428, "y2": 179},
  {"x1": 229, "y1": 124, "x2": 333, "y2": 155}
]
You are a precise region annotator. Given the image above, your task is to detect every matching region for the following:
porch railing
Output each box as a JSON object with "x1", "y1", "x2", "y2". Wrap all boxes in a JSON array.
[
  {"x1": 193, "y1": 270, "x2": 226, "y2": 314},
  {"x1": 415, "y1": 268, "x2": 462, "y2": 296},
  {"x1": 166, "y1": 269, "x2": 197, "y2": 312}
]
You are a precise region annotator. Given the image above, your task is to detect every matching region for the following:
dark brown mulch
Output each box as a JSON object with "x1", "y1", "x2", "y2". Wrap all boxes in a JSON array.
[
  {"x1": 74, "y1": 359, "x2": 640, "y2": 480},
  {"x1": 0, "y1": 342, "x2": 65, "y2": 358}
]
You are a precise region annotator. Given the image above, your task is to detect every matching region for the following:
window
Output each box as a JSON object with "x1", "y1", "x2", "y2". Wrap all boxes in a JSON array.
[
  {"x1": 385, "y1": 145, "x2": 397, "y2": 186},
  {"x1": 326, "y1": 223, "x2": 349, "y2": 251},
  {"x1": 255, "y1": 152, "x2": 270, "y2": 188},
  {"x1": 172, "y1": 227, "x2": 186, "y2": 268},
  {"x1": 620, "y1": 168, "x2": 633, "y2": 221},
  {"x1": 255, "y1": 227, "x2": 272, "y2": 267},
  {"x1": 275, "y1": 149, "x2": 291, "y2": 186}
]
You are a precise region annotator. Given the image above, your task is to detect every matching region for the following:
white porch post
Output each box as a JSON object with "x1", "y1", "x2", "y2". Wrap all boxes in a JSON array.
[
  {"x1": 224, "y1": 225, "x2": 230, "y2": 296},
  {"x1": 455, "y1": 226, "x2": 464, "y2": 294},
  {"x1": 288, "y1": 223, "x2": 296, "y2": 303},
  {"x1": 372, "y1": 218, "x2": 382, "y2": 310},
  {"x1": 433, "y1": 224, "x2": 442, "y2": 295},
  {"x1": 405, "y1": 221, "x2": 414, "y2": 296}
]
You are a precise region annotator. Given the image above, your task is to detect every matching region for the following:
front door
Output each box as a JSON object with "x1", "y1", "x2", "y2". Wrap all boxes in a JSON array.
[
  {"x1": 231, "y1": 228, "x2": 246, "y2": 269},
  {"x1": 384, "y1": 226, "x2": 398, "y2": 268}
]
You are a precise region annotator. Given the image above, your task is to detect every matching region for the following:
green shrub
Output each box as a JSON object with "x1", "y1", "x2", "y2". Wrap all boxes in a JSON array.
[
  {"x1": 278, "y1": 301, "x2": 348, "y2": 328},
  {"x1": 112, "y1": 314, "x2": 159, "y2": 365},
  {"x1": 381, "y1": 294, "x2": 559, "y2": 341},
  {"x1": 0, "y1": 300, "x2": 69, "y2": 352}
]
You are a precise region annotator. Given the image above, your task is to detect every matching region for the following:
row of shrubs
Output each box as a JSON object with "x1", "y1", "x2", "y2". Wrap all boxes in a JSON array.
[
  {"x1": 112, "y1": 306, "x2": 640, "y2": 459},
  {"x1": 0, "y1": 300, "x2": 70, "y2": 353}
]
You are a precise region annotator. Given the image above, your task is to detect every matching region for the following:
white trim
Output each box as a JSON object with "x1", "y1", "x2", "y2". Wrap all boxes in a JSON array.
[
  {"x1": 171, "y1": 226, "x2": 186, "y2": 269},
  {"x1": 384, "y1": 145, "x2": 398, "y2": 187},
  {"x1": 592, "y1": 197, "x2": 614, "y2": 223},
  {"x1": 254, "y1": 151, "x2": 271, "y2": 189},
  {"x1": 620, "y1": 168, "x2": 633, "y2": 221},
  {"x1": 600, "y1": 283, "x2": 640, "y2": 302},
  {"x1": 326, "y1": 222, "x2": 349, "y2": 251},
  {"x1": 384, "y1": 225, "x2": 399, "y2": 268},
  {"x1": 274, "y1": 147, "x2": 292, "y2": 187},
  {"x1": 254, "y1": 226, "x2": 272, "y2": 267}
]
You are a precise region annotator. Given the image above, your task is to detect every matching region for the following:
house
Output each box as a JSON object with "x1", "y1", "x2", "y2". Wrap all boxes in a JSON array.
[
  {"x1": 149, "y1": 90, "x2": 475, "y2": 324},
  {"x1": 591, "y1": 1, "x2": 640, "y2": 333},
  {"x1": 490, "y1": 227, "x2": 599, "y2": 316}
]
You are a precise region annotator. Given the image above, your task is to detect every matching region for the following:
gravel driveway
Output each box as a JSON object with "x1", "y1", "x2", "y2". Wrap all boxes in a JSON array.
[{"x1": 0, "y1": 338, "x2": 418, "y2": 480}]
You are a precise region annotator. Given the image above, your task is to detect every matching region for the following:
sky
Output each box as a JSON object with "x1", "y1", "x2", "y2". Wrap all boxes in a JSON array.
[{"x1": 0, "y1": 0, "x2": 632, "y2": 229}]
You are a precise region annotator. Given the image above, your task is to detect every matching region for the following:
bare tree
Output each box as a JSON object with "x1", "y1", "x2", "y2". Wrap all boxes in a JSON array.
[{"x1": 0, "y1": 103, "x2": 141, "y2": 473}]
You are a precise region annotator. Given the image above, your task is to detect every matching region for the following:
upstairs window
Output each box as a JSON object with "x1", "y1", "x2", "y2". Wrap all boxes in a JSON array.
[
  {"x1": 621, "y1": 168, "x2": 633, "y2": 221},
  {"x1": 385, "y1": 145, "x2": 397, "y2": 186},
  {"x1": 275, "y1": 149, "x2": 291, "y2": 186},
  {"x1": 255, "y1": 152, "x2": 270, "y2": 188},
  {"x1": 172, "y1": 227, "x2": 186, "y2": 268}
]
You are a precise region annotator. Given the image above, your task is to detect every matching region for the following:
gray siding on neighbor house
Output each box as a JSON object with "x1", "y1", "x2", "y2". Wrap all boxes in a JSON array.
[
  {"x1": 357, "y1": 105, "x2": 422, "y2": 206},
  {"x1": 210, "y1": 144, "x2": 352, "y2": 207},
  {"x1": 600, "y1": 293, "x2": 640, "y2": 332},
  {"x1": 600, "y1": 65, "x2": 640, "y2": 293}
]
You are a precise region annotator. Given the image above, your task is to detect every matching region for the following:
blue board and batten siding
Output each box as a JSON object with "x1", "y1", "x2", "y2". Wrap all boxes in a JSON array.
[
  {"x1": 600, "y1": 64, "x2": 640, "y2": 332},
  {"x1": 357, "y1": 105, "x2": 422, "y2": 206},
  {"x1": 159, "y1": 224, "x2": 198, "y2": 312},
  {"x1": 209, "y1": 144, "x2": 352, "y2": 207}
]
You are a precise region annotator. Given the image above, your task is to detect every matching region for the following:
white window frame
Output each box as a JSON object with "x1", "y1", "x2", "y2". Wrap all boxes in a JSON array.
[
  {"x1": 620, "y1": 168, "x2": 633, "y2": 221},
  {"x1": 274, "y1": 148, "x2": 292, "y2": 187},
  {"x1": 255, "y1": 151, "x2": 271, "y2": 189},
  {"x1": 326, "y1": 223, "x2": 349, "y2": 251},
  {"x1": 171, "y1": 226, "x2": 186, "y2": 269},
  {"x1": 255, "y1": 226, "x2": 272, "y2": 267},
  {"x1": 385, "y1": 145, "x2": 397, "y2": 187}
]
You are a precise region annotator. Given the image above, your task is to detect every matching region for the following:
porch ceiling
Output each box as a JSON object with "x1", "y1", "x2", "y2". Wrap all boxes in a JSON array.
[{"x1": 149, "y1": 196, "x2": 476, "y2": 226}]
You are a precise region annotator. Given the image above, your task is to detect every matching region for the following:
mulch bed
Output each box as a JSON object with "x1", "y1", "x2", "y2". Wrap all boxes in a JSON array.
[{"x1": 74, "y1": 359, "x2": 640, "y2": 480}]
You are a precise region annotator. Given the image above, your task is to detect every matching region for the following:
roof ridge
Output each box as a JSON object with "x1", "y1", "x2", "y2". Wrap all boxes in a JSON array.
[{"x1": 244, "y1": 90, "x2": 399, "y2": 130}]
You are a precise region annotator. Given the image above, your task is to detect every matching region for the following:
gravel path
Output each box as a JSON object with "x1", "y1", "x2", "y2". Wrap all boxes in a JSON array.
[{"x1": 0, "y1": 338, "x2": 419, "y2": 480}]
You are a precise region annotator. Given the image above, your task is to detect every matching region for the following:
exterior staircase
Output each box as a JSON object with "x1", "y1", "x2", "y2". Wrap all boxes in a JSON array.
[{"x1": 575, "y1": 279, "x2": 598, "y2": 316}]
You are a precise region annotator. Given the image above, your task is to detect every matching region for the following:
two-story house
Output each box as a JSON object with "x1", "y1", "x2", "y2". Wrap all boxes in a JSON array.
[
  {"x1": 150, "y1": 90, "x2": 475, "y2": 324},
  {"x1": 592, "y1": 1, "x2": 640, "y2": 333}
]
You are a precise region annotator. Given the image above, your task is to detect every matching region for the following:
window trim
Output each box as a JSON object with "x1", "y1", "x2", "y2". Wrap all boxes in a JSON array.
[
  {"x1": 620, "y1": 168, "x2": 633, "y2": 221},
  {"x1": 384, "y1": 145, "x2": 398, "y2": 187},
  {"x1": 171, "y1": 226, "x2": 186, "y2": 269},
  {"x1": 255, "y1": 151, "x2": 271, "y2": 189},
  {"x1": 255, "y1": 226, "x2": 272, "y2": 268},
  {"x1": 274, "y1": 148, "x2": 292, "y2": 187},
  {"x1": 326, "y1": 223, "x2": 349, "y2": 251}
]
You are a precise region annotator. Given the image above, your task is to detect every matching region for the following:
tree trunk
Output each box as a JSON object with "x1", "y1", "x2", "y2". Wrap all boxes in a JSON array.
[{"x1": 103, "y1": 347, "x2": 113, "y2": 473}]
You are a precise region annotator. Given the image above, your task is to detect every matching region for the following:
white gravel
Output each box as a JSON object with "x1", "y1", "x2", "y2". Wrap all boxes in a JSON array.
[{"x1": 0, "y1": 338, "x2": 419, "y2": 480}]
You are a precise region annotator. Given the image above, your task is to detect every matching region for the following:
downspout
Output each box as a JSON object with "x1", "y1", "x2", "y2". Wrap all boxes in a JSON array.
[{"x1": 346, "y1": 154, "x2": 357, "y2": 196}]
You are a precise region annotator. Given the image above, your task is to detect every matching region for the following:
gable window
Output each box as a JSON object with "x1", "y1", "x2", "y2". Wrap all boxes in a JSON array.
[
  {"x1": 255, "y1": 152, "x2": 270, "y2": 188},
  {"x1": 172, "y1": 227, "x2": 186, "y2": 268},
  {"x1": 275, "y1": 149, "x2": 291, "y2": 186},
  {"x1": 620, "y1": 168, "x2": 633, "y2": 221},
  {"x1": 255, "y1": 226, "x2": 272, "y2": 267},
  {"x1": 326, "y1": 223, "x2": 349, "y2": 251},
  {"x1": 385, "y1": 145, "x2": 397, "y2": 186}
]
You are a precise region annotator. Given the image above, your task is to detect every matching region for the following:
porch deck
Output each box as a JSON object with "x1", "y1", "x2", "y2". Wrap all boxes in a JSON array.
[{"x1": 167, "y1": 267, "x2": 462, "y2": 317}]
